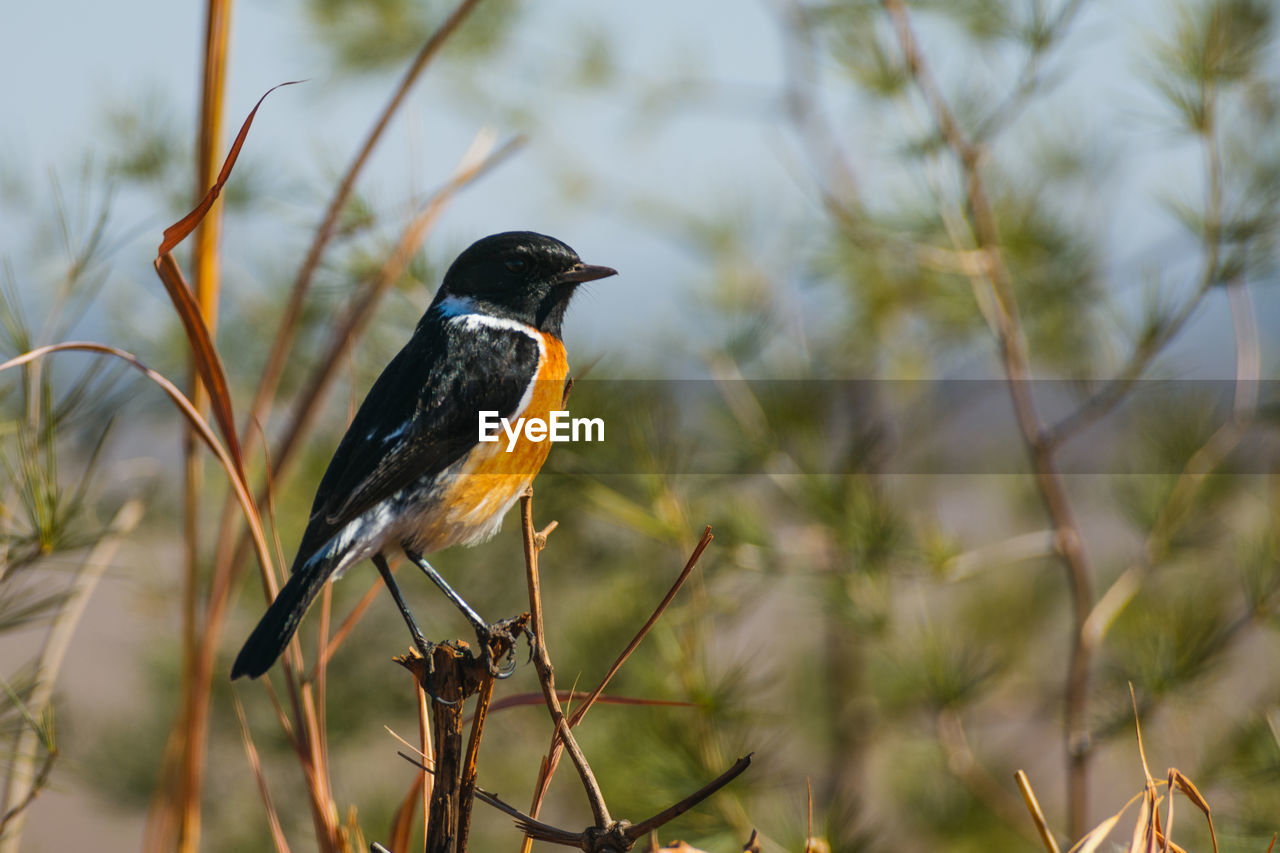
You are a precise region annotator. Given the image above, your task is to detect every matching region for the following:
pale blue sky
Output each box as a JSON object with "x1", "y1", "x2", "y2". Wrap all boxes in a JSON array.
[
  {"x1": 3, "y1": 0, "x2": 799, "y2": 366},
  {"x1": 2, "y1": 0, "x2": 1273, "y2": 376}
]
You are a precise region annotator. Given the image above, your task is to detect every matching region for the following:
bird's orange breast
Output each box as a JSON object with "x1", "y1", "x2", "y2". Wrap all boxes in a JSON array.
[
  {"x1": 408, "y1": 332, "x2": 568, "y2": 551},
  {"x1": 457, "y1": 332, "x2": 567, "y2": 480}
]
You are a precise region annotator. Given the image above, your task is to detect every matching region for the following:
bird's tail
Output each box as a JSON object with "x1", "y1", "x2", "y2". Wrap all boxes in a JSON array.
[{"x1": 231, "y1": 555, "x2": 335, "y2": 680}]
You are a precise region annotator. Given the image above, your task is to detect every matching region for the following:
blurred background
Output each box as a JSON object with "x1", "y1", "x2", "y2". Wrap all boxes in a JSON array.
[{"x1": 2, "y1": 0, "x2": 1279, "y2": 850}]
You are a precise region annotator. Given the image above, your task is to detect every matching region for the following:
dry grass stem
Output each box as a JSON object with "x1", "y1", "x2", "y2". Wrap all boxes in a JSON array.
[
  {"x1": 485, "y1": 691, "x2": 693, "y2": 717},
  {"x1": 1015, "y1": 770, "x2": 1060, "y2": 853},
  {"x1": 1048, "y1": 689, "x2": 1228, "y2": 853},
  {"x1": 388, "y1": 773, "x2": 425, "y2": 853},
  {"x1": 241, "y1": 0, "x2": 489, "y2": 452},
  {"x1": 232, "y1": 695, "x2": 291, "y2": 853},
  {"x1": 312, "y1": 573, "x2": 387, "y2": 679}
]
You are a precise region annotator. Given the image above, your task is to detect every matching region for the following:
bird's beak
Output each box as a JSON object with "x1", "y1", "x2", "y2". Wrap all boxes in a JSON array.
[{"x1": 556, "y1": 263, "x2": 617, "y2": 285}]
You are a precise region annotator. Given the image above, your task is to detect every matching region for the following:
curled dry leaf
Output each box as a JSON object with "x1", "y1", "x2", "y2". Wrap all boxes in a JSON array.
[
  {"x1": 1168, "y1": 768, "x2": 1218, "y2": 853},
  {"x1": 158, "y1": 82, "x2": 302, "y2": 255}
]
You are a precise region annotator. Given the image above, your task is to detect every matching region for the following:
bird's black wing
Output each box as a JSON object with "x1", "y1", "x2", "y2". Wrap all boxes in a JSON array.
[{"x1": 289, "y1": 316, "x2": 543, "y2": 570}]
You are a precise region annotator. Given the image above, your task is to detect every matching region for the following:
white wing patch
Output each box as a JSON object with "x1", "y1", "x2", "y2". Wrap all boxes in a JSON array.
[
  {"x1": 308, "y1": 500, "x2": 398, "y2": 579},
  {"x1": 369, "y1": 420, "x2": 410, "y2": 445}
]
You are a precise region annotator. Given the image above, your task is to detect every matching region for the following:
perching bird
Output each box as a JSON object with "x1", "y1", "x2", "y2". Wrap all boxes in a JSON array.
[{"x1": 231, "y1": 231, "x2": 616, "y2": 679}]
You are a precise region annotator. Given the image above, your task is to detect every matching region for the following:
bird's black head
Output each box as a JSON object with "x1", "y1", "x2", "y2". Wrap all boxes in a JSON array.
[{"x1": 430, "y1": 231, "x2": 616, "y2": 338}]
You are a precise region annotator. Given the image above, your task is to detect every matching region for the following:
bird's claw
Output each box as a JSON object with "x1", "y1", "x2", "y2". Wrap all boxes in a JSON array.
[{"x1": 475, "y1": 617, "x2": 525, "y2": 679}]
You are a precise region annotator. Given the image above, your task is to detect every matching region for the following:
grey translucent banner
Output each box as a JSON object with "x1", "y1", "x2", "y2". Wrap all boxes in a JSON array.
[{"x1": 530, "y1": 379, "x2": 1279, "y2": 475}]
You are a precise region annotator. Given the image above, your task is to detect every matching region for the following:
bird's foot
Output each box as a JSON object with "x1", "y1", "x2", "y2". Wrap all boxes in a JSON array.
[
  {"x1": 410, "y1": 632, "x2": 435, "y2": 664},
  {"x1": 475, "y1": 616, "x2": 528, "y2": 679}
]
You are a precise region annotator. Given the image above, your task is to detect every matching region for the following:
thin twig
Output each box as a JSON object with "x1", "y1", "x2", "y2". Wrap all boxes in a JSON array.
[
  {"x1": 472, "y1": 788, "x2": 585, "y2": 847},
  {"x1": 316, "y1": 582, "x2": 332, "y2": 776},
  {"x1": 472, "y1": 756, "x2": 752, "y2": 851},
  {"x1": 806, "y1": 779, "x2": 813, "y2": 849},
  {"x1": 485, "y1": 691, "x2": 693, "y2": 717},
  {"x1": 972, "y1": 0, "x2": 1091, "y2": 142},
  {"x1": 571, "y1": 527, "x2": 714, "y2": 727},
  {"x1": 520, "y1": 491, "x2": 613, "y2": 828},
  {"x1": 1042, "y1": 279, "x2": 1214, "y2": 449},
  {"x1": 523, "y1": 526, "x2": 714, "y2": 843},
  {"x1": 1047, "y1": 41, "x2": 1227, "y2": 450},
  {"x1": 625, "y1": 755, "x2": 753, "y2": 840},
  {"x1": 311, "y1": 570, "x2": 389, "y2": 679}
]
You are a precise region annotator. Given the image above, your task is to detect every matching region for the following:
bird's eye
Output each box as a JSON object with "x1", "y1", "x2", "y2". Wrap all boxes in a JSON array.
[{"x1": 504, "y1": 258, "x2": 527, "y2": 273}]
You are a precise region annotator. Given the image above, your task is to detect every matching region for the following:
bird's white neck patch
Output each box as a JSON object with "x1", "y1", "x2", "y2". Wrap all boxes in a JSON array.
[
  {"x1": 433, "y1": 294, "x2": 547, "y2": 421},
  {"x1": 434, "y1": 295, "x2": 540, "y2": 339}
]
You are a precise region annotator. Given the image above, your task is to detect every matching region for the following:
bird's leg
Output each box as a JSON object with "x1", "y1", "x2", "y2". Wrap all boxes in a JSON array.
[
  {"x1": 375, "y1": 554, "x2": 469, "y2": 707},
  {"x1": 402, "y1": 547, "x2": 520, "y2": 679},
  {"x1": 373, "y1": 553, "x2": 433, "y2": 663}
]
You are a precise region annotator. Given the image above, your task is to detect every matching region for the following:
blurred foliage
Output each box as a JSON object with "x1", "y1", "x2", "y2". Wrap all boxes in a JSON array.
[
  {"x1": 4, "y1": 0, "x2": 1280, "y2": 851},
  {"x1": 0, "y1": 170, "x2": 135, "y2": 846},
  {"x1": 305, "y1": 0, "x2": 521, "y2": 72}
]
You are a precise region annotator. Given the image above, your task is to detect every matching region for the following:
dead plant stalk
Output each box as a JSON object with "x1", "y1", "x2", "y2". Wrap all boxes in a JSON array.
[{"x1": 880, "y1": 0, "x2": 1098, "y2": 834}]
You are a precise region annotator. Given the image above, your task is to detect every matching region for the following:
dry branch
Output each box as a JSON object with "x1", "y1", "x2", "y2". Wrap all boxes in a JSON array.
[{"x1": 395, "y1": 620, "x2": 525, "y2": 853}]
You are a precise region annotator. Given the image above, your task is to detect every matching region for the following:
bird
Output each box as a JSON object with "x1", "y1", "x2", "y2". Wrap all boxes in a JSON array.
[{"x1": 231, "y1": 231, "x2": 616, "y2": 680}]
